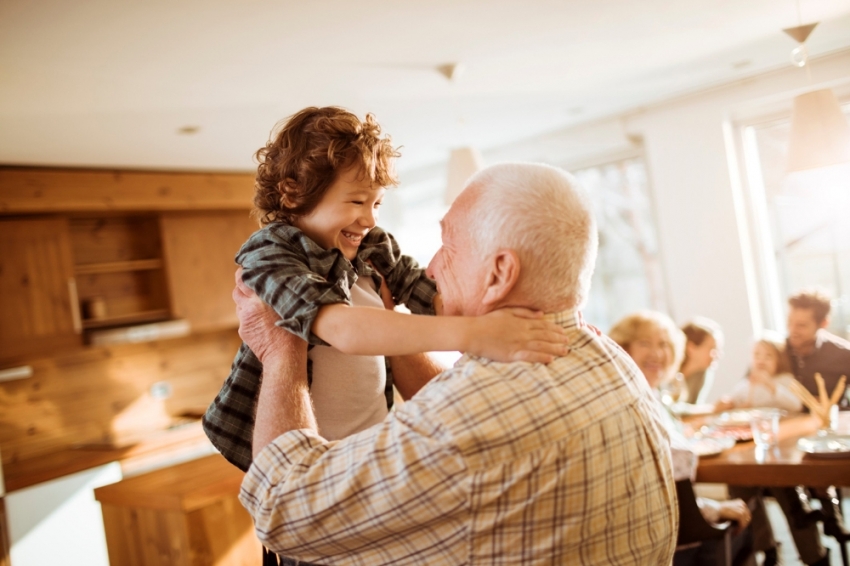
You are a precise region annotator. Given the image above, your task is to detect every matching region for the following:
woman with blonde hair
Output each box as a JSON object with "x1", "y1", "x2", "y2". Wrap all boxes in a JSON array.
[{"x1": 609, "y1": 311, "x2": 757, "y2": 566}]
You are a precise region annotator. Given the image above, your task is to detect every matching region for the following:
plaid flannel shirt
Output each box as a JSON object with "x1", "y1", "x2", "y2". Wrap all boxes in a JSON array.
[
  {"x1": 240, "y1": 310, "x2": 678, "y2": 565},
  {"x1": 203, "y1": 224, "x2": 437, "y2": 471}
]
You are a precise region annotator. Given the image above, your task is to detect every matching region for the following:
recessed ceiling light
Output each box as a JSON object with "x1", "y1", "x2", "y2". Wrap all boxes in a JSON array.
[{"x1": 177, "y1": 125, "x2": 201, "y2": 135}]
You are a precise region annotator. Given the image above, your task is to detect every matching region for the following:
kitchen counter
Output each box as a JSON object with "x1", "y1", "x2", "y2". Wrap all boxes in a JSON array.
[
  {"x1": 94, "y1": 453, "x2": 260, "y2": 565},
  {"x1": 2, "y1": 420, "x2": 213, "y2": 493}
]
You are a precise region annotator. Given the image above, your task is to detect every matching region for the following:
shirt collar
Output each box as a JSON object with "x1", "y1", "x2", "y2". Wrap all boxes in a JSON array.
[
  {"x1": 544, "y1": 308, "x2": 584, "y2": 331},
  {"x1": 455, "y1": 308, "x2": 584, "y2": 366}
]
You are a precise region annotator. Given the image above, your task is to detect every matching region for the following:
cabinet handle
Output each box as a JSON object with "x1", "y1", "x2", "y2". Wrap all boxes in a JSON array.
[{"x1": 67, "y1": 278, "x2": 83, "y2": 334}]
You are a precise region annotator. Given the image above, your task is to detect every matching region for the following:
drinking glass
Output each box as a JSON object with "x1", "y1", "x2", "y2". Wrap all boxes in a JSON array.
[{"x1": 750, "y1": 411, "x2": 780, "y2": 448}]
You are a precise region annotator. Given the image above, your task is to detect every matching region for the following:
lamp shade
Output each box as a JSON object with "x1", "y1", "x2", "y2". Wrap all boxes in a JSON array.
[
  {"x1": 445, "y1": 147, "x2": 484, "y2": 205},
  {"x1": 787, "y1": 88, "x2": 850, "y2": 172}
]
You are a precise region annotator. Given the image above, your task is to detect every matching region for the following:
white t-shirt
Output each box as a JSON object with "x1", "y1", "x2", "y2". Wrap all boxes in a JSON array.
[
  {"x1": 727, "y1": 372, "x2": 803, "y2": 413},
  {"x1": 308, "y1": 276, "x2": 389, "y2": 440}
]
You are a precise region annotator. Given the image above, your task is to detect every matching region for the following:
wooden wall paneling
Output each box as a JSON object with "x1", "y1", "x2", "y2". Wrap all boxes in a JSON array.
[
  {"x1": 0, "y1": 498, "x2": 10, "y2": 566},
  {"x1": 0, "y1": 330, "x2": 242, "y2": 466},
  {"x1": 160, "y1": 211, "x2": 259, "y2": 333},
  {"x1": 0, "y1": 217, "x2": 83, "y2": 361},
  {"x1": 0, "y1": 167, "x2": 255, "y2": 214}
]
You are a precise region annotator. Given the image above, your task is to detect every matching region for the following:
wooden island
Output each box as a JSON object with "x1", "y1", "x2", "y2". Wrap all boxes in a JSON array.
[{"x1": 94, "y1": 454, "x2": 261, "y2": 566}]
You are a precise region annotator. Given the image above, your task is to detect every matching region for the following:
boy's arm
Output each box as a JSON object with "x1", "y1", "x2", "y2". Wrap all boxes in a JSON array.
[
  {"x1": 238, "y1": 225, "x2": 353, "y2": 346},
  {"x1": 312, "y1": 304, "x2": 568, "y2": 364}
]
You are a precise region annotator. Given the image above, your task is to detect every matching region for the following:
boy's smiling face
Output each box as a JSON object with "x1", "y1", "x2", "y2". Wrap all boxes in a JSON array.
[{"x1": 293, "y1": 166, "x2": 385, "y2": 261}]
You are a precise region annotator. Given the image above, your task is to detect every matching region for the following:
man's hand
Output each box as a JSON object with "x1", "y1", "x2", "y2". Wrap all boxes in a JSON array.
[
  {"x1": 234, "y1": 268, "x2": 316, "y2": 455},
  {"x1": 234, "y1": 267, "x2": 299, "y2": 366}
]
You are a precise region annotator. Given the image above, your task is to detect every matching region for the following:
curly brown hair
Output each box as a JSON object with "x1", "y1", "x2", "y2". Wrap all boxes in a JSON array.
[
  {"x1": 788, "y1": 288, "x2": 831, "y2": 324},
  {"x1": 253, "y1": 106, "x2": 401, "y2": 225}
]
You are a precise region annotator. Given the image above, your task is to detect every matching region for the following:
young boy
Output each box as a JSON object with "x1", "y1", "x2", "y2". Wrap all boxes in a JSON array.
[{"x1": 204, "y1": 107, "x2": 567, "y2": 471}]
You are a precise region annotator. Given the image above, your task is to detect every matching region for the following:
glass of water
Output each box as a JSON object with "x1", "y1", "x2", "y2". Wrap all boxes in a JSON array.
[{"x1": 750, "y1": 411, "x2": 780, "y2": 448}]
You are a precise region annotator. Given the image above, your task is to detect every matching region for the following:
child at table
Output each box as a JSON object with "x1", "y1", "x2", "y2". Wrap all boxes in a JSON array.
[
  {"x1": 204, "y1": 106, "x2": 567, "y2": 471},
  {"x1": 715, "y1": 333, "x2": 802, "y2": 413}
]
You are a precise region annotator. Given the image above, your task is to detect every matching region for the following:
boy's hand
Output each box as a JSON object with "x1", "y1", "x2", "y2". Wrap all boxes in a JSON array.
[{"x1": 467, "y1": 308, "x2": 570, "y2": 364}]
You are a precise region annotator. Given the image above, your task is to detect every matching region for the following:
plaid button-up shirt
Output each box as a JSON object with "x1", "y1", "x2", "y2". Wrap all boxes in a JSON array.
[
  {"x1": 240, "y1": 310, "x2": 678, "y2": 565},
  {"x1": 203, "y1": 224, "x2": 437, "y2": 472}
]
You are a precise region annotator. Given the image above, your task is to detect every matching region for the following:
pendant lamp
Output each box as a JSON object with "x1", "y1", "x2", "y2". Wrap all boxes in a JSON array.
[
  {"x1": 787, "y1": 88, "x2": 850, "y2": 172},
  {"x1": 782, "y1": 22, "x2": 850, "y2": 172}
]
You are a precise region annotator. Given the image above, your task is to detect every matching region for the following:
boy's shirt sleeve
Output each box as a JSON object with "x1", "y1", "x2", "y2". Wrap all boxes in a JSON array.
[
  {"x1": 359, "y1": 227, "x2": 437, "y2": 316},
  {"x1": 237, "y1": 224, "x2": 356, "y2": 346}
]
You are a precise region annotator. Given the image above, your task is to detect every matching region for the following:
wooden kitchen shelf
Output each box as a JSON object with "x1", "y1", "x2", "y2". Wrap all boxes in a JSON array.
[
  {"x1": 81, "y1": 309, "x2": 170, "y2": 329},
  {"x1": 74, "y1": 259, "x2": 163, "y2": 275}
]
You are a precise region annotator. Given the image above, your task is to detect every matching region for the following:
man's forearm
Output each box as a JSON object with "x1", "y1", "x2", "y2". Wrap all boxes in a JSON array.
[
  {"x1": 253, "y1": 354, "x2": 317, "y2": 458},
  {"x1": 388, "y1": 353, "x2": 445, "y2": 400}
]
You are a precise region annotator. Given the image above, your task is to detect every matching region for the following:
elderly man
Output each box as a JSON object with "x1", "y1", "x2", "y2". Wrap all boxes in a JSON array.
[{"x1": 237, "y1": 163, "x2": 677, "y2": 565}]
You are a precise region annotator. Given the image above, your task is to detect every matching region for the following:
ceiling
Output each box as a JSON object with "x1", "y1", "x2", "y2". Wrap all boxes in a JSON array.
[{"x1": 2, "y1": 0, "x2": 850, "y2": 175}]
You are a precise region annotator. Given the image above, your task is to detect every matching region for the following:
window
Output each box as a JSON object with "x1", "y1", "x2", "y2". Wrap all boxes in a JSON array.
[
  {"x1": 574, "y1": 157, "x2": 667, "y2": 330},
  {"x1": 384, "y1": 155, "x2": 667, "y2": 332},
  {"x1": 739, "y1": 102, "x2": 850, "y2": 338}
]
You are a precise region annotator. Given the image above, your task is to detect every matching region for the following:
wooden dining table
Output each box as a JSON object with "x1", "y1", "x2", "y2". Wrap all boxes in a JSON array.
[{"x1": 692, "y1": 411, "x2": 850, "y2": 488}]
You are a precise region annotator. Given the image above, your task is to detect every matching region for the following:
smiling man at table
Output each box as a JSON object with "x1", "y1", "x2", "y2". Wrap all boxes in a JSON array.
[
  {"x1": 785, "y1": 289, "x2": 850, "y2": 548},
  {"x1": 235, "y1": 163, "x2": 678, "y2": 565}
]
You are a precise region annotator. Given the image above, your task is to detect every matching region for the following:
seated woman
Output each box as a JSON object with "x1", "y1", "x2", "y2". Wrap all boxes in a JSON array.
[
  {"x1": 714, "y1": 333, "x2": 802, "y2": 413},
  {"x1": 609, "y1": 311, "x2": 755, "y2": 566},
  {"x1": 680, "y1": 317, "x2": 724, "y2": 404}
]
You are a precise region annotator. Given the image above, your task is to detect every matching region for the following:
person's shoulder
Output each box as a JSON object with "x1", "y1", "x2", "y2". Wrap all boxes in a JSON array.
[{"x1": 821, "y1": 330, "x2": 850, "y2": 352}]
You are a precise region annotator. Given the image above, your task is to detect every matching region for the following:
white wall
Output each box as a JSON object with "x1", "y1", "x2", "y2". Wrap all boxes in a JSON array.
[
  {"x1": 397, "y1": 49, "x2": 850, "y2": 401},
  {"x1": 624, "y1": 49, "x2": 850, "y2": 399}
]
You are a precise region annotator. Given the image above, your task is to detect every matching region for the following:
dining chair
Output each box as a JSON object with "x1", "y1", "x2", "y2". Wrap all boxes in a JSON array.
[{"x1": 674, "y1": 479, "x2": 739, "y2": 566}]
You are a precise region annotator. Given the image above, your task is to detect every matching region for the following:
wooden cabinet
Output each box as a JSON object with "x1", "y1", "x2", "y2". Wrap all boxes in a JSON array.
[
  {"x1": 0, "y1": 217, "x2": 83, "y2": 360},
  {"x1": 160, "y1": 211, "x2": 257, "y2": 333},
  {"x1": 0, "y1": 208, "x2": 254, "y2": 359},
  {"x1": 70, "y1": 215, "x2": 172, "y2": 330},
  {"x1": 94, "y1": 454, "x2": 261, "y2": 566}
]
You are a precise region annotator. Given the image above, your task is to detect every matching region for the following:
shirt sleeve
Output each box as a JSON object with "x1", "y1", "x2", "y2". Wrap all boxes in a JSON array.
[
  {"x1": 239, "y1": 411, "x2": 469, "y2": 562},
  {"x1": 359, "y1": 227, "x2": 437, "y2": 316},
  {"x1": 237, "y1": 225, "x2": 354, "y2": 345}
]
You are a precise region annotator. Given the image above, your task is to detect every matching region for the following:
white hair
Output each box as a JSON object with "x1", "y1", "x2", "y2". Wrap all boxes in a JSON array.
[{"x1": 462, "y1": 162, "x2": 598, "y2": 310}]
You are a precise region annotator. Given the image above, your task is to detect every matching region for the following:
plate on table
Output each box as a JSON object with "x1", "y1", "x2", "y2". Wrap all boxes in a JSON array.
[
  {"x1": 797, "y1": 434, "x2": 850, "y2": 459},
  {"x1": 710, "y1": 408, "x2": 784, "y2": 428},
  {"x1": 700, "y1": 425, "x2": 754, "y2": 443},
  {"x1": 687, "y1": 436, "x2": 737, "y2": 457},
  {"x1": 670, "y1": 402, "x2": 716, "y2": 417}
]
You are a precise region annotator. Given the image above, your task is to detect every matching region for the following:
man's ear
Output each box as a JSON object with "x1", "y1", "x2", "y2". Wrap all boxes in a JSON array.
[
  {"x1": 820, "y1": 316, "x2": 830, "y2": 330},
  {"x1": 481, "y1": 249, "x2": 520, "y2": 307}
]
